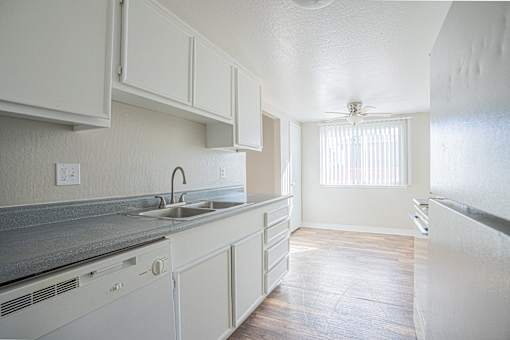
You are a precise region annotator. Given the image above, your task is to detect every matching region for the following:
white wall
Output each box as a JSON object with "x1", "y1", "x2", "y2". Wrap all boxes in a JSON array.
[
  {"x1": 302, "y1": 113, "x2": 430, "y2": 232},
  {"x1": 0, "y1": 102, "x2": 245, "y2": 207},
  {"x1": 246, "y1": 114, "x2": 280, "y2": 194},
  {"x1": 261, "y1": 101, "x2": 294, "y2": 196}
]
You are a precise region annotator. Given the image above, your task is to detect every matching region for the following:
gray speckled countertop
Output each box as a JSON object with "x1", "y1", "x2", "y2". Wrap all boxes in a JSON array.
[{"x1": 0, "y1": 192, "x2": 289, "y2": 287}]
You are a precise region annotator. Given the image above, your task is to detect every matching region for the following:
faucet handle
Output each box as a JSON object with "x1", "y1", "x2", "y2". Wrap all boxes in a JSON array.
[
  {"x1": 155, "y1": 195, "x2": 167, "y2": 209},
  {"x1": 178, "y1": 192, "x2": 187, "y2": 203}
]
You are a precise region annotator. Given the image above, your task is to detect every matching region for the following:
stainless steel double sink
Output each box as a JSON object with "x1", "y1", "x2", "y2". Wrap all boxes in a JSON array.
[{"x1": 135, "y1": 201, "x2": 248, "y2": 221}]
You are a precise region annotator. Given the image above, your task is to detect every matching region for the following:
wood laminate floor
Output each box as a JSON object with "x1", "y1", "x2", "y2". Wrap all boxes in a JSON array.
[{"x1": 229, "y1": 227, "x2": 416, "y2": 340}]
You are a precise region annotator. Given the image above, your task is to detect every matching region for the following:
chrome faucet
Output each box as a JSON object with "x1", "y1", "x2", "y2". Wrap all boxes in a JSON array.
[
  {"x1": 170, "y1": 166, "x2": 187, "y2": 204},
  {"x1": 155, "y1": 195, "x2": 167, "y2": 209}
]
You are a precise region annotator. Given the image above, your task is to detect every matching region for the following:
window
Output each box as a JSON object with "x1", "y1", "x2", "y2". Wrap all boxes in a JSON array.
[{"x1": 320, "y1": 119, "x2": 408, "y2": 186}]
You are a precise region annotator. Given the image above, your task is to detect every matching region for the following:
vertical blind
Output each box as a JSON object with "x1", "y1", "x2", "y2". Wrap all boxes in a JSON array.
[{"x1": 320, "y1": 119, "x2": 408, "y2": 186}]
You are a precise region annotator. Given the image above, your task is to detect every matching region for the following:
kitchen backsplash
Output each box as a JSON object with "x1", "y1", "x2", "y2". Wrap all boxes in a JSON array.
[{"x1": 0, "y1": 102, "x2": 246, "y2": 207}]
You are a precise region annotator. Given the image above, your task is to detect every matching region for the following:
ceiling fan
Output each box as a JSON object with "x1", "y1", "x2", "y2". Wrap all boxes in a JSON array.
[{"x1": 324, "y1": 101, "x2": 394, "y2": 125}]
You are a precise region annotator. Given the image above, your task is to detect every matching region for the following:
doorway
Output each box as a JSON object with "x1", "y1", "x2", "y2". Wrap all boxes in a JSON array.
[
  {"x1": 289, "y1": 122, "x2": 302, "y2": 231},
  {"x1": 245, "y1": 114, "x2": 301, "y2": 232},
  {"x1": 245, "y1": 113, "x2": 281, "y2": 194}
]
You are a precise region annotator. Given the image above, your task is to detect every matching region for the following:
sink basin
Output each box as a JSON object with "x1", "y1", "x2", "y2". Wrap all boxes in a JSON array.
[
  {"x1": 139, "y1": 206, "x2": 214, "y2": 220},
  {"x1": 133, "y1": 200, "x2": 249, "y2": 221},
  {"x1": 185, "y1": 201, "x2": 247, "y2": 209}
]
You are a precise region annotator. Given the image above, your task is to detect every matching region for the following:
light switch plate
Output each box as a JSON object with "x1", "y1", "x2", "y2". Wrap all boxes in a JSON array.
[
  {"x1": 56, "y1": 163, "x2": 80, "y2": 186},
  {"x1": 220, "y1": 167, "x2": 226, "y2": 178}
]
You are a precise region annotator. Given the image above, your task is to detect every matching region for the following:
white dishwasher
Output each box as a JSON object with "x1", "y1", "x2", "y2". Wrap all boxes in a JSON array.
[{"x1": 0, "y1": 238, "x2": 176, "y2": 340}]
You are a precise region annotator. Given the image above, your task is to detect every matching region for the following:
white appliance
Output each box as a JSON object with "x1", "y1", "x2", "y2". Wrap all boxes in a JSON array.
[
  {"x1": 0, "y1": 239, "x2": 176, "y2": 340},
  {"x1": 427, "y1": 2, "x2": 510, "y2": 339}
]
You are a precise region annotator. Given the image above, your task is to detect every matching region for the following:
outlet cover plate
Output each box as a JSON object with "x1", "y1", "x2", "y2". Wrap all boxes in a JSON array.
[{"x1": 56, "y1": 163, "x2": 80, "y2": 186}]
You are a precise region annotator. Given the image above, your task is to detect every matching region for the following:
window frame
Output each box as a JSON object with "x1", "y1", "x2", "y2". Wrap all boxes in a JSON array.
[{"x1": 319, "y1": 118, "x2": 411, "y2": 188}]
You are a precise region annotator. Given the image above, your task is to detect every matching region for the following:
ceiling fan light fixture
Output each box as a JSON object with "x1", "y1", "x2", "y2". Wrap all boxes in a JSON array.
[{"x1": 291, "y1": 0, "x2": 335, "y2": 10}]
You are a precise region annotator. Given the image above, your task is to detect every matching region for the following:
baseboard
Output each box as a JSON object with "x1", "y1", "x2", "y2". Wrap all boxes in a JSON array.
[
  {"x1": 290, "y1": 224, "x2": 301, "y2": 233},
  {"x1": 302, "y1": 222, "x2": 416, "y2": 237}
]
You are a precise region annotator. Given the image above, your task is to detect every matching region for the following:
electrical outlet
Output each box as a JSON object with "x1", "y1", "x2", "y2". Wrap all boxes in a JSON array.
[
  {"x1": 219, "y1": 167, "x2": 226, "y2": 179},
  {"x1": 56, "y1": 163, "x2": 80, "y2": 186}
]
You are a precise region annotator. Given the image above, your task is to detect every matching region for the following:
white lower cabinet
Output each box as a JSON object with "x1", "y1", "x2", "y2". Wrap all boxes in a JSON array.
[
  {"x1": 265, "y1": 256, "x2": 289, "y2": 294},
  {"x1": 170, "y1": 201, "x2": 289, "y2": 340},
  {"x1": 265, "y1": 236, "x2": 290, "y2": 272},
  {"x1": 174, "y1": 247, "x2": 232, "y2": 340},
  {"x1": 232, "y1": 231, "x2": 264, "y2": 326},
  {"x1": 265, "y1": 220, "x2": 289, "y2": 245},
  {"x1": 263, "y1": 204, "x2": 290, "y2": 295}
]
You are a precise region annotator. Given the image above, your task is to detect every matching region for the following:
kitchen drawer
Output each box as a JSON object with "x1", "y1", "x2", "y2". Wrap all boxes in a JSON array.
[
  {"x1": 264, "y1": 256, "x2": 289, "y2": 294},
  {"x1": 264, "y1": 205, "x2": 289, "y2": 228},
  {"x1": 264, "y1": 219, "x2": 289, "y2": 246},
  {"x1": 265, "y1": 236, "x2": 289, "y2": 271}
]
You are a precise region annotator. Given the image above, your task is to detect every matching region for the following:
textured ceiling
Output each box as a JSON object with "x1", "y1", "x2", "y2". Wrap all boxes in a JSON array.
[{"x1": 159, "y1": 0, "x2": 451, "y2": 121}]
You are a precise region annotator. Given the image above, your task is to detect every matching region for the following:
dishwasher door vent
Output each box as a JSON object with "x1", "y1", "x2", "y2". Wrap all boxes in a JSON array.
[
  {"x1": 33, "y1": 285, "x2": 56, "y2": 304},
  {"x1": 1, "y1": 277, "x2": 80, "y2": 318},
  {"x1": 0, "y1": 294, "x2": 31, "y2": 318},
  {"x1": 56, "y1": 278, "x2": 80, "y2": 295}
]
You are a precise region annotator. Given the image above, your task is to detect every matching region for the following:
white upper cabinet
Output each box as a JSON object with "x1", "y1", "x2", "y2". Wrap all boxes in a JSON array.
[
  {"x1": 0, "y1": 0, "x2": 262, "y2": 135},
  {"x1": 236, "y1": 67, "x2": 262, "y2": 150},
  {"x1": 193, "y1": 39, "x2": 234, "y2": 120},
  {"x1": 0, "y1": 0, "x2": 113, "y2": 128},
  {"x1": 205, "y1": 66, "x2": 263, "y2": 151},
  {"x1": 120, "y1": 0, "x2": 193, "y2": 105},
  {"x1": 115, "y1": 0, "x2": 262, "y2": 146}
]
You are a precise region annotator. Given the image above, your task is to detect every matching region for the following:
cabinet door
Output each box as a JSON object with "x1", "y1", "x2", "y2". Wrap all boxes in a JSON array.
[
  {"x1": 121, "y1": 0, "x2": 192, "y2": 105},
  {"x1": 232, "y1": 231, "x2": 264, "y2": 326},
  {"x1": 0, "y1": 0, "x2": 113, "y2": 124},
  {"x1": 236, "y1": 68, "x2": 262, "y2": 149},
  {"x1": 174, "y1": 247, "x2": 232, "y2": 340},
  {"x1": 194, "y1": 39, "x2": 233, "y2": 120}
]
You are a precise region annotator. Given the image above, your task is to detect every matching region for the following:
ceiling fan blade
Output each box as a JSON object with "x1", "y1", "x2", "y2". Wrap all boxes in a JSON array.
[
  {"x1": 360, "y1": 106, "x2": 376, "y2": 114},
  {"x1": 324, "y1": 112, "x2": 349, "y2": 116}
]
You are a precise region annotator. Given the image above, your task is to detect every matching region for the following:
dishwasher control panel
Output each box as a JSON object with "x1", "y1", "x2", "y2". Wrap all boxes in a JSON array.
[{"x1": 151, "y1": 258, "x2": 168, "y2": 276}]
